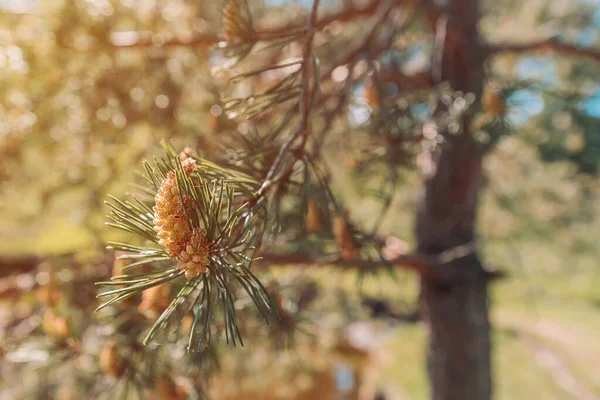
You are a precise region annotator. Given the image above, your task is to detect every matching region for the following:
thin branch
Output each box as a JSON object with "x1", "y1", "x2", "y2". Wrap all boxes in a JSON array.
[
  {"x1": 486, "y1": 39, "x2": 600, "y2": 64},
  {"x1": 299, "y1": 0, "x2": 321, "y2": 140},
  {"x1": 109, "y1": 31, "x2": 219, "y2": 49},
  {"x1": 432, "y1": 14, "x2": 448, "y2": 84},
  {"x1": 0, "y1": 255, "x2": 41, "y2": 277},
  {"x1": 109, "y1": 0, "x2": 401, "y2": 49},
  {"x1": 258, "y1": 250, "x2": 433, "y2": 273},
  {"x1": 274, "y1": 0, "x2": 386, "y2": 35},
  {"x1": 320, "y1": 0, "x2": 400, "y2": 82},
  {"x1": 319, "y1": 1, "x2": 433, "y2": 89},
  {"x1": 378, "y1": 68, "x2": 433, "y2": 89},
  {"x1": 258, "y1": 0, "x2": 320, "y2": 196},
  {"x1": 258, "y1": 240, "x2": 505, "y2": 282}
]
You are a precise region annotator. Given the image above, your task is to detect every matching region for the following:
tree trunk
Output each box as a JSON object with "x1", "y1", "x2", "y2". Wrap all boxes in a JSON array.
[
  {"x1": 420, "y1": 258, "x2": 492, "y2": 400},
  {"x1": 416, "y1": 0, "x2": 492, "y2": 398},
  {"x1": 415, "y1": 136, "x2": 493, "y2": 400},
  {"x1": 416, "y1": 133, "x2": 491, "y2": 400}
]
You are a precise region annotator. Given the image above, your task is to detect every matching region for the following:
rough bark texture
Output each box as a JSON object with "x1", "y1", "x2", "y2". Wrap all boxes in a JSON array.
[
  {"x1": 416, "y1": 136, "x2": 491, "y2": 400},
  {"x1": 415, "y1": 0, "x2": 492, "y2": 399},
  {"x1": 416, "y1": 140, "x2": 492, "y2": 400},
  {"x1": 420, "y1": 257, "x2": 492, "y2": 400}
]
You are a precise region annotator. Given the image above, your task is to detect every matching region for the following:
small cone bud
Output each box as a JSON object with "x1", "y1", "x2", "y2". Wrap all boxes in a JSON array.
[
  {"x1": 181, "y1": 314, "x2": 194, "y2": 335},
  {"x1": 42, "y1": 309, "x2": 70, "y2": 340},
  {"x1": 37, "y1": 272, "x2": 62, "y2": 306},
  {"x1": 334, "y1": 209, "x2": 361, "y2": 260},
  {"x1": 155, "y1": 374, "x2": 187, "y2": 400},
  {"x1": 341, "y1": 246, "x2": 361, "y2": 261},
  {"x1": 333, "y1": 209, "x2": 354, "y2": 250},
  {"x1": 305, "y1": 200, "x2": 323, "y2": 234},
  {"x1": 139, "y1": 284, "x2": 171, "y2": 318},
  {"x1": 99, "y1": 340, "x2": 125, "y2": 378},
  {"x1": 112, "y1": 251, "x2": 130, "y2": 277},
  {"x1": 482, "y1": 85, "x2": 506, "y2": 116},
  {"x1": 364, "y1": 81, "x2": 380, "y2": 110}
]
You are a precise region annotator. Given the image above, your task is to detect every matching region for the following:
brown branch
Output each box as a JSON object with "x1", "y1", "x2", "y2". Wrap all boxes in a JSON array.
[
  {"x1": 258, "y1": 250, "x2": 436, "y2": 273},
  {"x1": 109, "y1": 31, "x2": 220, "y2": 49},
  {"x1": 320, "y1": 0, "x2": 401, "y2": 82},
  {"x1": 379, "y1": 68, "x2": 434, "y2": 89},
  {"x1": 310, "y1": 0, "x2": 384, "y2": 28},
  {"x1": 486, "y1": 39, "x2": 600, "y2": 64},
  {"x1": 318, "y1": 1, "x2": 434, "y2": 90},
  {"x1": 258, "y1": 239, "x2": 506, "y2": 283},
  {"x1": 0, "y1": 255, "x2": 41, "y2": 278},
  {"x1": 258, "y1": 0, "x2": 321, "y2": 195},
  {"x1": 300, "y1": 0, "x2": 321, "y2": 128},
  {"x1": 109, "y1": 0, "x2": 395, "y2": 49}
]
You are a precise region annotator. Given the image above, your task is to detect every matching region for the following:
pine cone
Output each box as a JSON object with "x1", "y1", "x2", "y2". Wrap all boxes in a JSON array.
[
  {"x1": 482, "y1": 85, "x2": 506, "y2": 115},
  {"x1": 42, "y1": 309, "x2": 70, "y2": 340},
  {"x1": 153, "y1": 158, "x2": 211, "y2": 278},
  {"x1": 305, "y1": 200, "x2": 323, "y2": 234},
  {"x1": 139, "y1": 284, "x2": 171, "y2": 318},
  {"x1": 99, "y1": 340, "x2": 125, "y2": 378}
]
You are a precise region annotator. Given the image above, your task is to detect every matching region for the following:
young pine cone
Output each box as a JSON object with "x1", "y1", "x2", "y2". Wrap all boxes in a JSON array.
[
  {"x1": 482, "y1": 84, "x2": 506, "y2": 116},
  {"x1": 155, "y1": 374, "x2": 188, "y2": 400},
  {"x1": 139, "y1": 284, "x2": 171, "y2": 318},
  {"x1": 37, "y1": 271, "x2": 62, "y2": 306},
  {"x1": 99, "y1": 340, "x2": 125, "y2": 378},
  {"x1": 364, "y1": 81, "x2": 380, "y2": 110},
  {"x1": 42, "y1": 309, "x2": 70, "y2": 340},
  {"x1": 305, "y1": 199, "x2": 323, "y2": 234},
  {"x1": 334, "y1": 209, "x2": 361, "y2": 260},
  {"x1": 153, "y1": 158, "x2": 211, "y2": 279}
]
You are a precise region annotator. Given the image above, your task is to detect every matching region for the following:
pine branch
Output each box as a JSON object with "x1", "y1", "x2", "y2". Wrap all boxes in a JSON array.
[
  {"x1": 259, "y1": 239, "x2": 506, "y2": 283},
  {"x1": 378, "y1": 68, "x2": 433, "y2": 89},
  {"x1": 486, "y1": 39, "x2": 600, "y2": 64},
  {"x1": 265, "y1": 0, "x2": 385, "y2": 37},
  {"x1": 299, "y1": 0, "x2": 321, "y2": 136},
  {"x1": 258, "y1": 250, "x2": 432, "y2": 272},
  {"x1": 318, "y1": 0, "x2": 435, "y2": 92},
  {"x1": 96, "y1": 145, "x2": 278, "y2": 350},
  {"x1": 109, "y1": 31, "x2": 220, "y2": 49},
  {"x1": 257, "y1": 0, "x2": 320, "y2": 196},
  {"x1": 320, "y1": 0, "x2": 403, "y2": 82},
  {"x1": 0, "y1": 255, "x2": 41, "y2": 277},
  {"x1": 108, "y1": 0, "x2": 408, "y2": 49}
]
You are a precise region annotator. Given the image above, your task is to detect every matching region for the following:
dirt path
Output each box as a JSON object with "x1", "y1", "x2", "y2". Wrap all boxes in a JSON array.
[
  {"x1": 498, "y1": 314, "x2": 600, "y2": 400},
  {"x1": 529, "y1": 340, "x2": 599, "y2": 400}
]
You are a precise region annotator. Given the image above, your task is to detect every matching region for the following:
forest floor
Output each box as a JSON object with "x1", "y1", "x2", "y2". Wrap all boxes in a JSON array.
[
  {"x1": 2, "y1": 241, "x2": 599, "y2": 399},
  {"x1": 366, "y1": 273, "x2": 600, "y2": 400},
  {"x1": 269, "y1": 261, "x2": 596, "y2": 400}
]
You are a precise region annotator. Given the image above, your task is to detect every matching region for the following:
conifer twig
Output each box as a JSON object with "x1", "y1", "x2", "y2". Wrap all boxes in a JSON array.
[
  {"x1": 257, "y1": 0, "x2": 320, "y2": 196},
  {"x1": 486, "y1": 39, "x2": 600, "y2": 64}
]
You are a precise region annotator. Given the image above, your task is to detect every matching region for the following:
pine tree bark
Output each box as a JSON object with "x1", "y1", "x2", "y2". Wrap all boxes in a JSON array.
[
  {"x1": 416, "y1": 134, "x2": 491, "y2": 400},
  {"x1": 415, "y1": 0, "x2": 492, "y2": 399},
  {"x1": 420, "y1": 257, "x2": 492, "y2": 400},
  {"x1": 416, "y1": 136, "x2": 492, "y2": 400}
]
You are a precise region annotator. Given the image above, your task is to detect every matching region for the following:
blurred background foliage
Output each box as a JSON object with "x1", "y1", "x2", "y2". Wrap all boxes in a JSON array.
[{"x1": 0, "y1": 0, "x2": 599, "y2": 399}]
